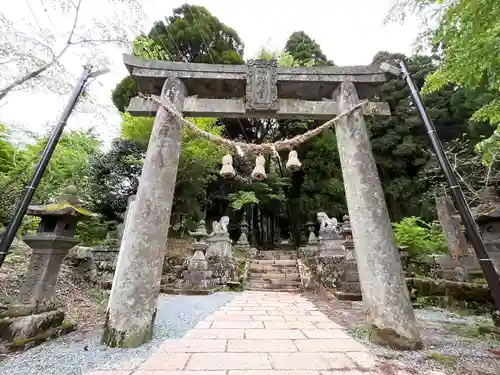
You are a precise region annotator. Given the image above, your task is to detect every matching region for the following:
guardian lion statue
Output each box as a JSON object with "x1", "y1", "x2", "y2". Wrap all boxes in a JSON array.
[
  {"x1": 211, "y1": 216, "x2": 230, "y2": 236},
  {"x1": 316, "y1": 212, "x2": 340, "y2": 233}
]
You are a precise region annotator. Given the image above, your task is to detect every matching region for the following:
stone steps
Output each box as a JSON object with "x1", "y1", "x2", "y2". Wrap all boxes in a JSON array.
[
  {"x1": 247, "y1": 284, "x2": 300, "y2": 292},
  {"x1": 250, "y1": 259, "x2": 297, "y2": 268},
  {"x1": 248, "y1": 278, "x2": 301, "y2": 285},
  {"x1": 259, "y1": 251, "x2": 297, "y2": 260},
  {"x1": 248, "y1": 273, "x2": 300, "y2": 280},
  {"x1": 247, "y1": 251, "x2": 300, "y2": 292}
]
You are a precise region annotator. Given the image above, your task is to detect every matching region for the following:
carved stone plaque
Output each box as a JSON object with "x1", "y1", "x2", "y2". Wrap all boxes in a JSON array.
[{"x1": 245, "y1": 59, "x2": 278, "y2": 112}]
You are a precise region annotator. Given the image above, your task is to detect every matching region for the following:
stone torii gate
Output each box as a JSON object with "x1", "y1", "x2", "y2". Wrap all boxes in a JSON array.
[{"x1": 103, "y1": 54, "x2": 422, "y2": 349}]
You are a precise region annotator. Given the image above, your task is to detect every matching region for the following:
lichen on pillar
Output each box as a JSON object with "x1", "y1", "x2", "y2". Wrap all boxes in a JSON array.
[
  {"x1": 102, "y1": 77, "x2": 186, "y2": 348},
  {"x1": 335, "y1": 80, "x2": 422, "y2": 350}
]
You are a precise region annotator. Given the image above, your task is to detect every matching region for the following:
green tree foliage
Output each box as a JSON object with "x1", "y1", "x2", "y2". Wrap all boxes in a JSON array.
[
  {"x1": 393, "y1": 216, "x2": 448, "y2": 259},
  {"x1": 89, "y1": 114, "x2": 224, "y2": 227},
  {"x1": 284, "y1": 31, "x2": 332, "y2": 66},
  {"x1": 111, "y1": 76, "x2": 138, "y2": 113},
  {"x1": 0, "y1": 124, "x2": 16, "y2": 175},
  {"x1": 0, "y1": 129, "x2": 100, "y2": 227},
  {"x1": 388, "y1": 0, "x2": 500, "y2": 163},
  {"x1": 148, "y1": 4, "x2": 244, "y2": 64},
  {"x1": 111, "y1": 4, "x2": 245, "y2": 112}
]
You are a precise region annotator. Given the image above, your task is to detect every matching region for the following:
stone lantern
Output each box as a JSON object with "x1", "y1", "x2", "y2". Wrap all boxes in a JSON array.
[
  {"x1": 16, "y1": 185, "x2": 90, "y2": 308},
  {"x1": 235, "y1": 213, "x2": 250, "y2": 249},
  {"x1": 180, "y1": 221, "x2": 217, "y2": 289},
  {"x1": 341, "y1": 214, "x2": 355, "y2": 260},
  {"x1": 1, "y1": 186, "x2": 89, "y2": 352},
  {"x1": 473, "y1": 187, "x2": 500, "y2": 273}
]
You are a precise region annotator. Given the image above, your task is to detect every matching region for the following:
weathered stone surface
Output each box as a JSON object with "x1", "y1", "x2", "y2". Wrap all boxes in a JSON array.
[
  {"x1": 335, "y1": 80, "x2": 421, "y2": 349},
  {"x1": 102, "y1": 77, "x2": 186, "y2": 348},
  {"x1": 436, "y1": 196, "x2": 470, "y2": 258},
  {"x1": 129, "y1": 96, "x2": 391, "y2": 119},
  {"x1": 0, "y1": 310, "x2": 64, "y2": 343},
  {"x1": 65, "y1": 245, "x2": 96, "y2": 280},
  {"x1": 124, "y1": 54, "x2": 387, "y2": 100},
  {"x1": 246, "y1": 59, "x2": 278, "y2": 112}
]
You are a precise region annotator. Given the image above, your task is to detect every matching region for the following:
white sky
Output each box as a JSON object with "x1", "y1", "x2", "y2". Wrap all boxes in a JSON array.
[{"x1": 0, "y1": 0, "x2": 420, "y2": 148}]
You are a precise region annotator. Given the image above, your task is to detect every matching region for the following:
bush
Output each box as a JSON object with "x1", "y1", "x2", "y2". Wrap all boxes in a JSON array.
[
  {"x1": 76, "y1": 218, "x2": 115, "y2": 246},
  {"x1": 393, "y1": 216, "x2": 448, "y2": 259}
]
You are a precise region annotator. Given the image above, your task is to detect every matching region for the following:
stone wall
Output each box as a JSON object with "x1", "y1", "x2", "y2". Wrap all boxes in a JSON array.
[{"x1": 301, "y1": 253, "x2": 493, "y2": 311}]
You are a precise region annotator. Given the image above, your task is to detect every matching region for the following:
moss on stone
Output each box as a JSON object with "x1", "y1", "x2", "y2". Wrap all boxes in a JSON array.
[
  {"x1": 406, "y1": 277, "x2": 493, "y2": 310},
  {"x1": 28, "y1": 201, "x2": 91, "y2": 216},
  {"x1": 369, "y1": 325, "x2": 423, "y2": 351},
  {"x1": 101, "y1": 309, "x2": 155, "y2": 348},
  {"x1": 426, "y1": 352, "x2": 458, "y2": 367},
  {"x1": 6, "y1": 322, "x2": 75, "y2": 353}
]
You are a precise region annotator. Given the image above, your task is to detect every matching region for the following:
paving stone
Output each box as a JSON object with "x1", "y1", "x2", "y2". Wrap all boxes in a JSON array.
[
  {"x1": 206, "y1": 314, "x2": 253, "y2": 321},
  {"x1": 263, "y1": 321, "x2": 317, "y2": 330},
  {"x1": 228, "y1": 371, "x2": 321, "y2": 375},
  {"x1": 184, "y1": 329, "x2": 244, "y2": 339},
  {"x1": 87, "y1": 372, "x2": 131, "y2": 375},
  {"x1": 314, "y1": 321, "x2": 345, "y2": 329},
  {"x1": 301, "y1": 329, "x2": 352, "y2": 339},
  {"x1": 227, "y1": 339, "x2": 298, "y2": 352},
  {"x1": 211, "y1": 321, "x2": 264, "y2": 329},
  {"x1": 245, "y1": 329, "x2": 307, "y2": 340},
  {"x1": 269, "y1": 352, "x2": 355, "y2": 370},
  {"x1": 134, "y1": 371, "x2": 226, "y2": 375},
  {"x1": 251, "y1": 315, "x2": 286, "y2": 321},
  {"x1": 345, "y1": 351, "x2": 378, "y2": 370},
  {"x1": 138, "y1": 353, "x2": 190, "y2": 371},
  {"x1": 193, "y1": 321, "x2": 212, "y2": 329},
  {"x1": 284, "y1": 315, "x2": 330, "y2": 322},
  {"x1": 294, "y1": 339, "x2": 368, "y2": 352},
  {"x1": 224, "y1": 310, "x2": 268, "y2": 315},
  {"x1": 157, "y1": 339, "x2": 227, "y2": 352},
  {"x1": 186, "y1": 353, "x2": 272, "y2": 370}
]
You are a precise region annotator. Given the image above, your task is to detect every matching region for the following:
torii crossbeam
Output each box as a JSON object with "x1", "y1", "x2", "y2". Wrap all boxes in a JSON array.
[{"x1": 103, "y1": 54, "x2": 422, "y2": 350}]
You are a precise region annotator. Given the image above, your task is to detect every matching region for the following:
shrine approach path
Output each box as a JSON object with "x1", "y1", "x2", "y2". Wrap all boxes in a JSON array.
[{"x1": 89, "y1": 290, "x2": 381, "y2": 375}]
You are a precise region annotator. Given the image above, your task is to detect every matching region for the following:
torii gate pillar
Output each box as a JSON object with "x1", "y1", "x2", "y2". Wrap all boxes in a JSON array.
[
  {"x1": 336, "y1": 80, "x2": 422, "y2": 349},
  {"x1": 103, "y1": 54, "x2": 422, "y2": 349}
]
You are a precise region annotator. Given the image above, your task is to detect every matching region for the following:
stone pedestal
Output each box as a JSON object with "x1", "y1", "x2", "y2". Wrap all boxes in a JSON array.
[
  {"x1": 19, "y1": 237, "x2": 79, "y2": 307},
  {"x1": 207, "y1": 235, "x2": 232, "y2": 258},
  {"x1": 181, "y1": 243, "x2": 216, "y2": 289},
  {"x1": 335, "y1": 80, "x2": 421, "y2": 349},
  {"x1": 335, "y1": 260, "x2": 362, "y2": 301},
  {"x1": 318, "y1": 230, "x2": 344, "y2": 257}
]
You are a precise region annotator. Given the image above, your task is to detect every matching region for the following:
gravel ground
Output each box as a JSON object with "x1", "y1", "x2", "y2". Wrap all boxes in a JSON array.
[
  {"x1": 304, "y1": 288, "x2": 500, "y2": 375},
  {"x1": 0, "y1": 292, "x2": 236, "y2": 375}
]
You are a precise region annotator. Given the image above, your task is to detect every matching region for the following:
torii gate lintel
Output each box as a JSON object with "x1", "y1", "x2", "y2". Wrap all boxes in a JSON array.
[{"x1": 123, "y1": 54, "x2": 391, "y2": 119}]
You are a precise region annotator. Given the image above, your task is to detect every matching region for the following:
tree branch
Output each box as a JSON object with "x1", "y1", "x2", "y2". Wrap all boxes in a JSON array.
[{"x1": 0, "y1": 0, "x2": 82, "y2": 101}]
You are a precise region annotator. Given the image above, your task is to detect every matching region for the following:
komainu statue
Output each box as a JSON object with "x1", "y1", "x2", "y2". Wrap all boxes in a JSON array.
[
  {"x1": 317, "y1": 212, "x2": 340, "y2": 233},
  {"x1": 211, "y1": 216, "x2": 230, "y2": 236}
]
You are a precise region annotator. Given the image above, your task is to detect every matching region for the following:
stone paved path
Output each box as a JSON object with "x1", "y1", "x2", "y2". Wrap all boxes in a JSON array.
[{"x1": 89, "y1": 291, "x2": 380, "y2": 374}]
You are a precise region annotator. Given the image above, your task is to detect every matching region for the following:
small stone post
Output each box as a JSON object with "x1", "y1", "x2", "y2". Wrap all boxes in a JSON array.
[
  {"x1": 436, "y1": 196, "x2": 470, "y2": 259},
  {"x1": 102, "y1": 77, "x2": 186, "y2": 348},
  {"x1": 335, "y1": 80, "x2": 422, "y2": 349}
]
